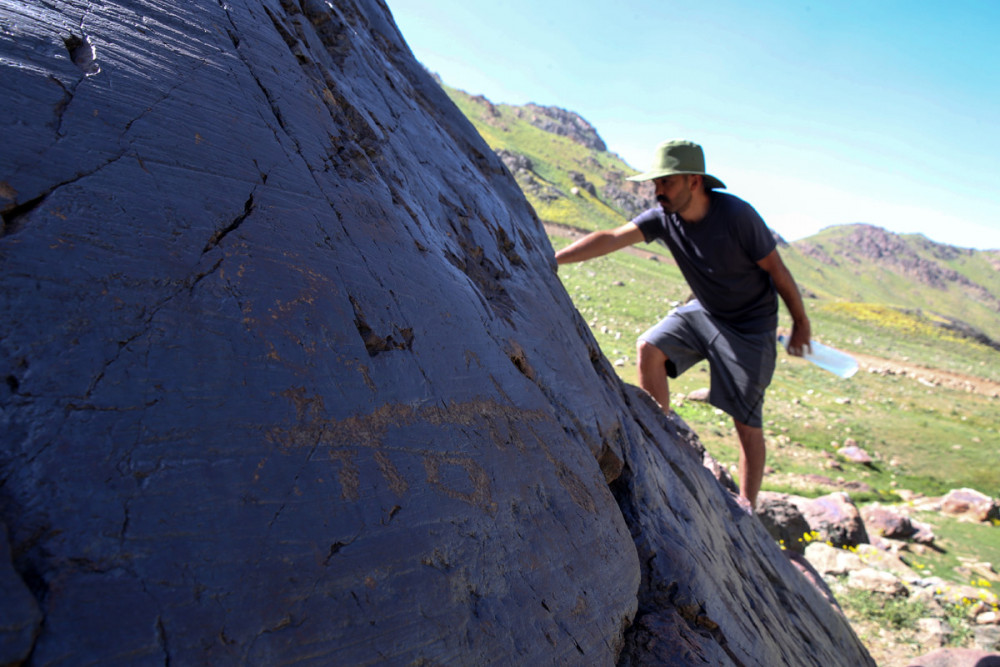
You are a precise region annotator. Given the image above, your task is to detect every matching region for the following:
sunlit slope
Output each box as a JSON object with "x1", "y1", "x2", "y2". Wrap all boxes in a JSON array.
[
  {"x1": 781, "y1": 224, "x2": 1000, "y2": 337},
  {"x1": 442, "y1": 83, "x2": 648, "y2": 232},
  {"x1": 446, "y1": 82, "x2": 1000, "y2": 368}
]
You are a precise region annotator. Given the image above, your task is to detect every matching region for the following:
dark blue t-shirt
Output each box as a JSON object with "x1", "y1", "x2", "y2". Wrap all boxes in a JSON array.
[{"x1": 632, "y1": 192, "x2": 778, "y2": 333}]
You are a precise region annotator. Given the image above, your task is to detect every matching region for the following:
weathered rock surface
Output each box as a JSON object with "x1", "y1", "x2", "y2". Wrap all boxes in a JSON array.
[
  {"x1": 863, "y1": 504, "x2": 919, "y2": 539},
  {"x1": 942, "y1": 488, "x2": 1000, "y2": 523},
  {"x1": 519, "y1": 103, "x2": 608, "y2": 151},
  {"x1": 0, "y1": 524, "x2": 40, "y2": 665},
  {"x1": 846, "y1": 567, "x2": 908, "y2": 597},
  {"x1": 756, "y1": 491, "x2": 812, "y2": 553},
  {"x1": 907, "y1": 647, "x2": 1000, "y2": 667},
  {"x1": 838, "y1": 444, "x2": 873, "y2": 464},
  {"x1": 805, "y1": 542, "x2": 864, "y2": 576},
  {"x1": 795, "y1": 491, "x2": 870, "y2": 548},
  {"x1": 0, "y1": 1, "x2": 873, "y2": 665}
]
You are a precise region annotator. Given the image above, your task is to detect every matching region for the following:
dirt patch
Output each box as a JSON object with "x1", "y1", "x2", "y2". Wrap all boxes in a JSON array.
[{"x1": 852, "y1": 352, "x2": 1000, "y2": 398}]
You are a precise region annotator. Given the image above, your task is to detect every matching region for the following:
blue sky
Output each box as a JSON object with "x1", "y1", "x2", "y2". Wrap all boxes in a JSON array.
[{"x1": 388, "y1": 0, "x2": 1000, "y2": 250}]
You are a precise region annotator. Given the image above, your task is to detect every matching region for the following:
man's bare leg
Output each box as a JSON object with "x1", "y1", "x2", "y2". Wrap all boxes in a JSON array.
[
  {"x1": 733, "y1": 419, "x2": 766, "y2": 508},
  {"x1": 637, "y1": 340, "x2": 672, "y2": 413}
]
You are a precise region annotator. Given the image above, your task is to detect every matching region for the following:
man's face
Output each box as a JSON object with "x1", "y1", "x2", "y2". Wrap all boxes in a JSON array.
[{"x1": 654, "y1": 174, "x2": 693, "y2": 215}]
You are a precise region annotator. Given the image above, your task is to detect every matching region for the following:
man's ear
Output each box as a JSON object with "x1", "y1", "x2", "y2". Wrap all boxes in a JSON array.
[{"x1": 688, "y1": 174, "x2": 703, "y2": 192}]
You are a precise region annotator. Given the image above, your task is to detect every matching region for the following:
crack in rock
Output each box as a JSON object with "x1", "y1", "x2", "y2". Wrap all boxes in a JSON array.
[{"x1": 203, "y1": 193, "x2": 255, "y2": 253}]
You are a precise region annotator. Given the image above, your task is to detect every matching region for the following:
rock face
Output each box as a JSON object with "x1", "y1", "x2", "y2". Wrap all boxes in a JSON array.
[
  {"x1": 0, "y1": 1, "x2": 872, "y2": 665},
  {"x1": 519, "y1": 102, "x2": 608, "y2": 151},
  {"x1": 796, "y1": 492, "x2": 870, "y2": 548},
  {"x1": 756, "y1": 491, "x2": 812, "y2": 553},
  {"x1": 941, "y1": 488, "x2": 1000, "y2": 523}
]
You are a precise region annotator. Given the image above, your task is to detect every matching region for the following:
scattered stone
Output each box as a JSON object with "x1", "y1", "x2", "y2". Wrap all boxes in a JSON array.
[
  {"x1": 495, "y1": 149, "x2": 533, "y2": 173},
  {"x1": 846, "y1": 567, "x2": 909, "y2": 596},
  {"x1": 838, "y1": 445, "x2": 873, "y2": 464},
  {"x1": 755, "y1": 492, "x2": 812, "y2": 554},
  {"x1": 795, "y1": 492, "x2": 870, "y2": 548},
  {"x1": 930, "y1": 584, "x2": 998, "y2": 607},
  {"x1": 912, "y1": 496, "x2": 946, "y2": 512},
  {"x1": 701, "y1": 451, "x2": 739, "y2": 495},
  {"x1": 910, "y1": 579, "x2": 951, "y2": 613},
  {"x1": 973, "y1": 625, "x2": 1000, "y2": 651},
  {"x1": 911, "y1": 518, "x2": 937, "y2": 545},
  {"x1": 941, "y1": 488, "x2": 1000, "y2": 523},
  {"x1": 801, "y1": 473, "x2": 838, "y2": 488},
  {"x1": 522, "y1": 103, "x2": 607, "y2": 151},
  {"x1": 841, "y1": 480, "x2": 875, "y2": 494},
  {"x1": 906, "y1": 648, "x2": 1000, "y2": 667},
  {"x1": 915, "y1": 618, "x2": 953, "y2": 648},
  {"x1": 804, "y1": 542, "x2": 863, "y2": 575},
  {"x1": 854, "y1": 543, "x2": 919, "y2": 579},
  {"x1": 871, "y1": 534, "x2": 906, "y2": 554},
  {"x1": 687, "y1": 387, "x2": 710, "y2": 402},
  {"x1": 977, "y1": 612, "x2": 1000, "y2": 625},
  {"x1": 568, "y1": 171, "x2": 598, "y2": 197},
  {"x1": 862, "y1": 504, "x2": 917, "y2": 540}
]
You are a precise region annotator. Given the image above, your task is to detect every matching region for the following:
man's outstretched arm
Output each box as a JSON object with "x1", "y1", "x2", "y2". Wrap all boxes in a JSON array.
[
  {"x1": 757, "y1": 248, "x2": 812, "y2": 356},
  {"x1": 555, "y1": 222, "x2": 645, "y2": 265}
]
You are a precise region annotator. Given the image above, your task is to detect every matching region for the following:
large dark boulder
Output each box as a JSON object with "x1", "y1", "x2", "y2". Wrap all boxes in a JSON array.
[{"x1": 1, "y1": 1, "x2": 872, "y2": 665}]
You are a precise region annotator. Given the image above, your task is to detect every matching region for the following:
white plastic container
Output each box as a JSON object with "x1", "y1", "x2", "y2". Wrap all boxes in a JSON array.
[{"x1": 778, "y1": 334, "x2": 859, "y2": 379}]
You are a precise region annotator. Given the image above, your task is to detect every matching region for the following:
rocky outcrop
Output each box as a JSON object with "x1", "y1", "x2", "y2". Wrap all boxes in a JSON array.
[
  {"x1": 602, "y1": 169, "x2": 654, "y2": 219},
  {"x1": 518, "y1": 103, "x2": 608, "y2": 151},
  {"x1": 496, "y1": 148, "x2": 534, "y2": 174},
  {"x1": 756, "y1": 491, "x2": 813, "y2": 553},
  {"x1": 941, "y1": 488, "x2": 1000, "y2": 523},
  {"x1": 0, "y1": 1, "x2": 872, "y2": 664},
  {"x1": 794, "y1": 492, "x2": 870, "y2": 548}
]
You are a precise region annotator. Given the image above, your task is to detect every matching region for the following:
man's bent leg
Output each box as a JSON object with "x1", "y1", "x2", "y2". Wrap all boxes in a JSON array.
[
  {"x1": 637, "y1": 340, "x2": 671, "y2": 414},
  {"x1": 733, "y1": 419, "x2": 765, "y2": 508}
]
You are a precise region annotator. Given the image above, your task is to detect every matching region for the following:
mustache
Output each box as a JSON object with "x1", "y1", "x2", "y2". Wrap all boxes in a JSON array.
[{"x1": 656, "y1": 195, "x2": 669, "y2": 204}]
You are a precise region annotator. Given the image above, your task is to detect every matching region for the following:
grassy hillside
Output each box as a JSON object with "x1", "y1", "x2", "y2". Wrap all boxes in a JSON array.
[
  {"x1": 781, "y1": 224, "x2": 1000, "y2": 343},
  {"x1": 445, "y1": 82, "x2": 1000, "y2": 595},
  {"x1": 444, "y1": 85, "x2": 648, "y2": 232},
  {"x1": 444, "y1": 83, "x2": 1000, "y2": 354}
]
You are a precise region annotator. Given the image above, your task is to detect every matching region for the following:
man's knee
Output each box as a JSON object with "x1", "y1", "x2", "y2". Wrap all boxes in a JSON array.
[{"x1": 637, "y1": 340, "x2": 667, "y2": 367}]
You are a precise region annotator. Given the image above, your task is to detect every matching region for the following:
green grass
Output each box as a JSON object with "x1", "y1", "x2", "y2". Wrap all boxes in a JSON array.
[
  {"x1": 444, "y1": 87, "x2": 638, "y2": 232},
  {"x1": 839, "y1": 587, "x2": 929, "y2": 630},
  {"x1": 902, "y1": 511, "x2": 1000, "y2": 586},
  {"x1": 780, "y1": 227, "x2": 1000, "y2": 337},
  {"x1": 799, "y1": 302, "x2": 1000, "y2": 384}
]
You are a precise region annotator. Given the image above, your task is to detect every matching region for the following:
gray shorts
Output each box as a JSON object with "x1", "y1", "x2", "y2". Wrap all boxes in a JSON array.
[{"x1": 639, "y1": 301, "x2": 776, "y2": 428}]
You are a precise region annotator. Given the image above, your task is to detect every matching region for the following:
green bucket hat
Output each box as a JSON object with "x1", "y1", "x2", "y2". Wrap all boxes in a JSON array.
[{"x1": 626, "y1": 139, "x2": 726, "y2": 190}]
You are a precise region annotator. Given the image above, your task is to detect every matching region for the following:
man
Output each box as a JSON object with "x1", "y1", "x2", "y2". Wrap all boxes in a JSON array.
[{"x1": 554, "y1": 139, "x2": 811, "y2": 509}]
